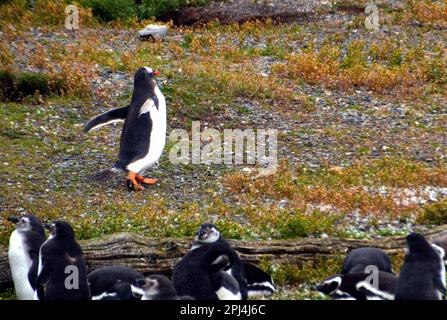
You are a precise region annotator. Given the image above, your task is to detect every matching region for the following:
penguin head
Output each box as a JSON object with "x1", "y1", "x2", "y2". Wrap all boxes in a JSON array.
[
  {"x1": 195, "y1": 223, "x2": 221, "y2": 244},
  {"x1": 8, "y1": 215, "x2": 44, "y2": 234},
  {"x1": 133, "y1": 67, "x2": 160, "y2": 89},
  {"x1": 316, "y1": 275, "x2": 343, "y2": 295},
  {"x1": 135, "y1": 274, "x2": 175, "y2": 296},
  {"x1": 44, "y1": 220, "x2": 75, "y2": 240},
  {"x1": 405, "y1": 233, "x2": 437, "y2": 258}
]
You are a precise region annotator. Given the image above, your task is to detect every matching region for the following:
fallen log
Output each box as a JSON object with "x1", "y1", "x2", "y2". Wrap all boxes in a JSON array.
[{"x1": 1, "y1": 224, "x2": 447, "y2": 290}]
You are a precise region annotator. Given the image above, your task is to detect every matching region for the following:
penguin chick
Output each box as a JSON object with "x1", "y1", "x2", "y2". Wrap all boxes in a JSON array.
[
  {"x1": 88, "y1": 265, "x2": 144, "y2": 300},
  {"x1": 395, "y1": 233, "x2": 446, "y2": 300},
  {"x1": 7, "y1": 215, "x2": 46, "y2": 300},
  {"x1": 36, "y1": 221, "x2": 90, "y2": 300},
  {"x1": 173, "y1": 241, "x2": 244, "y2": 300},
  {"x1": 316, "y1": 272, "x2": 398, "y2": 300},
  {"x1": 191, "y1": 223, "x2": 221, "y2": 250},
  {"x1": 342, "y1": 247, "x2": 393, "y2": 274},
  {"x1": 136, "y1": 274, "x2": 186, "y2": 300},
  {"x1": 190, "y1": 223, "x2": 248, "y2": 299},
  {"x1": 84, "y1": 67, "x2": 166, "y2": 191}
]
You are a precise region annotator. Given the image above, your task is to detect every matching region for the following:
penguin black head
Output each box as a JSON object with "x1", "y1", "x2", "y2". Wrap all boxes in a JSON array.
[
  {"x1": 8, "y1": 215, "x2": 44, "y2": 234},
  {"x1": 195, "y1": 223, "x2": 221, "y2": 244},
  {"x1": 405, "y1": 233, "x2": 440, "y2": 260},
  {"x1": 134, "y1": 67, "x2": 160, "y2": 88},
  {"x1": 44, "y1": 220, "x2": 75, "y2": 240}
]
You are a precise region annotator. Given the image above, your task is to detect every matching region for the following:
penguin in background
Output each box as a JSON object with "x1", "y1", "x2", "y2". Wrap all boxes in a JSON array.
[
  {"x1": 192, "y1": 223, "x2": 276, "y2": 298},
  {"x1": 173, "y1": 242, "x2": 243, "y2": 300},
  {"x1": 242, "y1": 262, "x2": 276, "y2": 298},
  {"x1": 84, "y1": 67, "x2": 166, "y2": 191},
  {"x1": 341, "y1": 247, "x2": 393, "y2": 274},
  {"x1": 191, "y1": 223, "x2": 248, "y2": 299},
  {"x1": 395, "y1": 233, "x2": 446, "y2": 300},
  {"x1": 135, "y1": 274, "x2": 194, "y2": 300},
  {"x1": 316, "y1": 271, "x2": 398, "y2": 300},
  {"x1": 7, "y1": 215, "x2": 46, "y2": 300},
  {"x1": 88, "y1": 265, "x2": 144, "y2": 300},
  {"x1": 36, "y1": 221, "x2": 90, "y2": 300}
]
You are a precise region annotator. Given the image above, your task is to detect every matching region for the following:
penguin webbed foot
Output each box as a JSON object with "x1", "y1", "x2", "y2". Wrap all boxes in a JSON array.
[{"x1": 125, "y1": 172, "x2": 157, "y2": 191}]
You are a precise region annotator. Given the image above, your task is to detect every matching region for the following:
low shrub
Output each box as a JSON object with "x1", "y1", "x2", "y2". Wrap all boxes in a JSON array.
[{"x1": 417, "y1": 199, "x2": 447, "y2": 226}]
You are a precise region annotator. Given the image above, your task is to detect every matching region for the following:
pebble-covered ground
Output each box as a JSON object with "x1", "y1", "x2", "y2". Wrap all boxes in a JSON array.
[{"x1": 0, "y1": 0, "x2": 446, "y2": 299}]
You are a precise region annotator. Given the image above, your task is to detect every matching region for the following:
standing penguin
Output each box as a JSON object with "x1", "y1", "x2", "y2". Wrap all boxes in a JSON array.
[
  {"x1": 7, "y1": 215, "x2": 46, "y2": 300},
  {"x1": 84, "y1": 67, "x2": 166, "y2": 190},
  {"x1": 395, "y1": 233, "x2": 446, "y2": 300},
  {"x1": 36, "y1": 221, "x2": 90, "y2": 300}
]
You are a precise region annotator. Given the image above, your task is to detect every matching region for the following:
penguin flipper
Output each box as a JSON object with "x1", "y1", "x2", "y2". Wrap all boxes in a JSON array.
[
  {"x1": 36, "y1": 257, "x2": 52, "y2": 300},
  {"x1": 84, "y1": 105, "x2": 129, "y2": 132}
]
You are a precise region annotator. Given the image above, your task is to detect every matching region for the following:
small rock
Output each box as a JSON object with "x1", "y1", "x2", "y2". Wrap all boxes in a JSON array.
[{"x1": 139, "y1": 25, "x2": 168, "y2": 41}]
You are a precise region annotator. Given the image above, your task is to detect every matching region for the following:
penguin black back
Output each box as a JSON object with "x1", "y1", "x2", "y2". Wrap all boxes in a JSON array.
[
  {"x1": 36, "y1": 221, "x2": 90, "y2": 300},
  {"x1": 173, "y1": 241, "x2": 242, "y2": 300},
  {"x1": 88, "y1": 265, "x2": 144, "y2": 300},
  {"x1": 395, "y1": 233, "x2": 446, "y2": 300},
  {"x1": 317, "y1": 272, "x2": 398, "y2": 300},
  {"x1": 191, "y1": 223, "x2": 248, "y2": 299},
  {"x1": 341, "y1": 247, "x2": 393, "y2": 274}
]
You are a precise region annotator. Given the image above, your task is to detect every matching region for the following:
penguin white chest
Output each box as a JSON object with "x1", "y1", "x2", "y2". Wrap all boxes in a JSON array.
[
  {"x1": 127, "y1": 87, "x2": 166, "y2": 174},
  {"x1": 8, "y1": 230, "x2": 34, "y2": 300}
]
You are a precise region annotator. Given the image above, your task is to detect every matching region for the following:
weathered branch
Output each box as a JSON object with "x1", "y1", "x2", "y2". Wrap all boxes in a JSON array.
[{"x1": 1, "y1": 225, "x2": 447, "y2": 290}]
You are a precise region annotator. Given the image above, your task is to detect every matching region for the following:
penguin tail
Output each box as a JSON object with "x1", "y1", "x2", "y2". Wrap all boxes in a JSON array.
[{"x1": 93, "y1": 167, "x2": 123, "y2": 181}]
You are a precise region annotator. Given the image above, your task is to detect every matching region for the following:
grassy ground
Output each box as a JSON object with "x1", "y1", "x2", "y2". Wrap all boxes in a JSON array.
[{"x1": 0, "y1": 0, "x2": 447, "y2": 299}]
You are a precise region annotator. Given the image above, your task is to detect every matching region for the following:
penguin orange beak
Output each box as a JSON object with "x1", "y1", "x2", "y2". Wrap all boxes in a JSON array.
[{"x1": 153, "y1": 70, "x2": 161, "y2": 76}]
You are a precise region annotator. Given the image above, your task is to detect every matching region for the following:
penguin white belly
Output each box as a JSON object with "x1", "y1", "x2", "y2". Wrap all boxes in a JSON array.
[
  {"x1": 8, "y1": 230, "x2": 34, "y2": 300},
  {"x1": 127, "y1": 87, "x2": 166, "y2": 174},
  {"x1": 215, "y1": 287, "x2": 242, "y2": 300}
]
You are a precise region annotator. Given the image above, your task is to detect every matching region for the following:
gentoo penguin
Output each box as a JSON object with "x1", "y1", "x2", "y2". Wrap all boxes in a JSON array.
[
  {"x1": 88, "y1": 265, "x2": 144, "y2": 300},
  {"x1": 341, "y1": 247, "x2": 393, "y2": 274},
  {"x1": 173, "y1": 241, "x2": 244, "y2": 300},
  {"x1": 191, "y1": 223, "x2": 248, "y2": 299},
  {"x1": 395, "y1": 233, "x2": 446, "y2": 300},
  {"x1": 135, "y1": 274, "x2": 194, "y2": 300},
  {"x1": 36, "y1": 221, "x2": 90, "y2": 300},
  {"x1": 7, "y1": 215, "x2": 46, "y2": 300},
  {"x1": 84, "y1": 67, "x2": 166, "y2": 190},
  {"x1": 316, "y1": 271, "x2": 398, "y2": 300}
]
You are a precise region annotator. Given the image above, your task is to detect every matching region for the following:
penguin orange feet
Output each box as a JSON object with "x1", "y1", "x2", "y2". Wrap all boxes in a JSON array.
[
  {"x1": 125, "y1": 172, "x2": 158, "y2": 190},
  {"x1": 126, "y1": 172, "x2": 145, "y2": 191},
  {"x1": 136, "y1": 175, "x2": 158, "y2": 185}
]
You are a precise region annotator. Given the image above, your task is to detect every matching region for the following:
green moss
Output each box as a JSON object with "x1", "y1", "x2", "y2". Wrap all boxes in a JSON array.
[
  {"x1": 81, "y1": 0, "x2": 137, "y2": 22},
  {"x1": 0, "y1": 288, "x2": 16, "y2": 300},
  {"x1": 417, "y1": 199, "x2": 447, "y2": 226}
]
